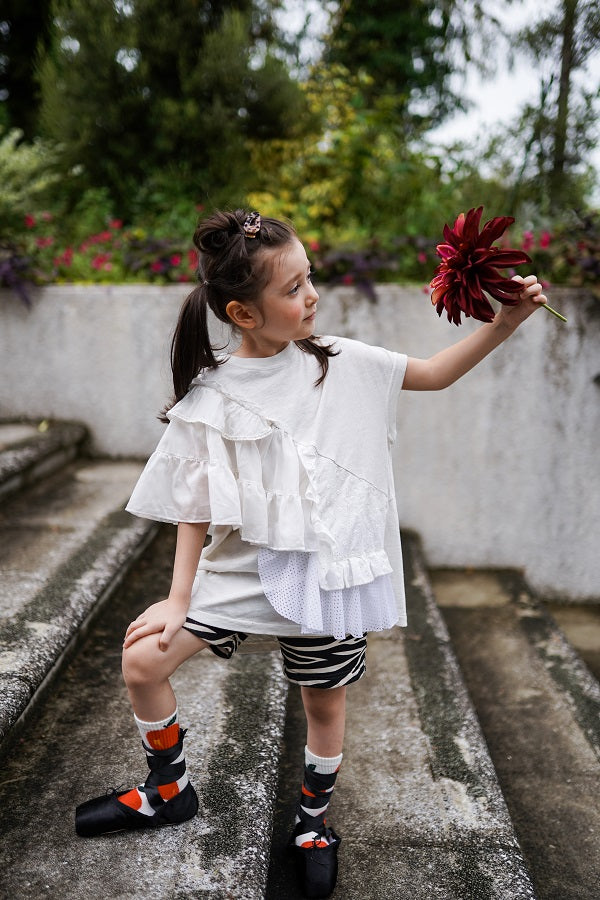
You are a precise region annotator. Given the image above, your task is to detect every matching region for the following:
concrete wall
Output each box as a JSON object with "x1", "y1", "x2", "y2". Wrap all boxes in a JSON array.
[{"x1": 1, "y1": 283, "x2": 598, "y2": 601}]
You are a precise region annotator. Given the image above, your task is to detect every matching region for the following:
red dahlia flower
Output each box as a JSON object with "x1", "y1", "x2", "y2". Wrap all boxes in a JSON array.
[{"x1": 430, "y1": 206, "x2": 531, "y2": 325}]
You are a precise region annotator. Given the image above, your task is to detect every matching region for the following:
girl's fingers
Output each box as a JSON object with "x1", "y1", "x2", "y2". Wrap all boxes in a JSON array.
[
  {"x1": 123, "y1": 619, "x2": 164, "y2": 645},
  {"x1": 125, "y1": 618, "x2": 144, "y2": 637}
]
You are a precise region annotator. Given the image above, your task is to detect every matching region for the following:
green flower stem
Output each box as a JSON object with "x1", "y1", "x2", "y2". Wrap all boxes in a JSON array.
[{"x1": 543, "y1": 303, "x2": 567, "y2": 323}]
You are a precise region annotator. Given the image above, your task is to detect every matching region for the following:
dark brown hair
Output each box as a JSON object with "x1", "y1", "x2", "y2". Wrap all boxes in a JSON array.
[{"x1": 161, "y1": 209, "x2": 337, "y2": 419}]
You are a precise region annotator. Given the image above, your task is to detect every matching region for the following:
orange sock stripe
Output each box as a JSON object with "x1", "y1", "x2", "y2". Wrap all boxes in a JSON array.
[
  {"x1": 301, "y1": 839, "x2": 329, "y2": 849},
  {"x1": 301, "y1": 785, "x2": 316, "y2": 797},
  {"x1": 146, "y1": 722, "x2": 180, "y2": 751},
  {"x1": 157, "y1": 782, "x2": 180, "y2": 801},
  {"x1": 118, "y1": 788, "x2": 143, "y2": 810}
]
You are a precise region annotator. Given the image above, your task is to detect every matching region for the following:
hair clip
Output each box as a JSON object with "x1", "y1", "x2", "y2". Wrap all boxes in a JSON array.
[{"x1": 242, "y1": 212, "x2": 261, "y2": 239}]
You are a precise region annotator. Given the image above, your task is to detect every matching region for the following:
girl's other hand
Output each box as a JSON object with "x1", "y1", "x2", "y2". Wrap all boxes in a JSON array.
[
  {"x1": 123, "y1": 598, "x2": 188, "y2": 651},
  {"x1": 496, "y1": 274, "x2": 548, "y2": 331}
]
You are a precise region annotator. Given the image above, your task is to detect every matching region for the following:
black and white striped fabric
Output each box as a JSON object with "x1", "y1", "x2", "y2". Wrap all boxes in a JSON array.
[
  {"x1": 277, "y1": 635, "x2": 367, "y2": 688},
  {"x1": 183, "y1": 619, "x2": 249, "y2": 659},
  {"x1": 183, "y1": 619, "x2": 367, "y2": 689}
]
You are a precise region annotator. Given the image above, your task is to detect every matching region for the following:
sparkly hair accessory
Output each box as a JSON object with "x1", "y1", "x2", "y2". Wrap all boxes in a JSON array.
[{"x1": 242, "y1": 211, "x2": 261, "y2": 239}]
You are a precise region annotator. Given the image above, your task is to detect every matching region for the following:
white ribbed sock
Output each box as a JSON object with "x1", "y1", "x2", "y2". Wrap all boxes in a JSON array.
[{"x1": 305, "y1": 746, "x2": 343, "y2": 774}]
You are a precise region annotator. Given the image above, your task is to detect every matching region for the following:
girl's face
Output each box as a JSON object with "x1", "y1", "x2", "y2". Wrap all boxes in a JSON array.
[{"x1": 235, "y1": 239, "x2": 319, "y2": 356}]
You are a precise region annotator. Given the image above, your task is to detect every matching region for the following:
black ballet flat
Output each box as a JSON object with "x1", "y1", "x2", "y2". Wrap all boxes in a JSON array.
[
  {"x1": 288, "y1": 822, "x2": 342, "y2": 899},
  {"x1": 75, "y1": 780, "x2": 199, "y2": 837}
]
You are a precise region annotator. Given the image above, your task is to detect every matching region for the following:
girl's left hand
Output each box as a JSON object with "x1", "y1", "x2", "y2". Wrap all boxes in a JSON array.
[
  {"x1": 496, "y1": 274, "x2": 548, "y2": 330},
  {"x1": 123, "y1": 598, "x2": 188, "y2": 651}
]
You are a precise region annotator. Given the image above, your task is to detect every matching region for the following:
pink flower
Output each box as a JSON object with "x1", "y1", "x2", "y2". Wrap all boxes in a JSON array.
[
  {"x1": 56, "y1": 247, "x2": 74, "y2": 267},
  {"x1": 41, "y1": 211, "x2": 53, "y2": 222},
  {"x1": 430, "y1": 206, "x2": 531, "y2": 325},
  {"x1": 99, "y1": 230, "x2": 112, "y2": 242},
  {"x1": 24, "y1": 214, "x2": 36, "y2": 228},
  {"x1": 103, "y1": 262, "x2": 113, "y2": 272},
  {"x1": 539, "y1": 231, "x2": 551, "y2": 249},
  {"x1": 195, "y1": 204, "x2": 205, "y2": 212},
  {"x1": 91, "y1": 253, "x2": 110, "y2": 269},
  {"x1": 109, "y1": 219, "x2": 123, "y2": 229},
  {"x1": 417, "y1": 251, "x2": 427, "y2": 264},
  {"x1": 342, "y1": 274, "x2": 354, "y2": 285},
  {"x1": 188, "y1": 249, "x2": 198, "y2": 271},
  {"x1": 35, "y1": 236, "x2": 54, "y2": 248},
  {"x1": 178, "y1": 274, "x2": 191, "y2": 282},
  {"x1": 170, "y1": 254, "x2": 182, "y2": 266},
  {"x1": 422, "y1": 285, "x2": 431, "y2": 294},
  {"x1": 521, "y1": 231, "x2": 534, "y2": 252},
  {"x1": 309, "y1": 240, "x2": 321, "y2": 252},
  {"x1": 150, "y1": 261, "x2": 163, "y2": 273}
]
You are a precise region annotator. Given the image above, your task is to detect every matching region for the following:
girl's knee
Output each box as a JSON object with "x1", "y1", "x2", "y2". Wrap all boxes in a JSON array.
[{"x1": 122, "y1": 636, "x2": 166, "y2": 688}]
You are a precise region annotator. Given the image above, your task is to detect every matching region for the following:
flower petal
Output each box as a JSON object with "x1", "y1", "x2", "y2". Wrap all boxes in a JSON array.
[{"x1": 478, "y1": 215, "x2": 515, "y2": 248}]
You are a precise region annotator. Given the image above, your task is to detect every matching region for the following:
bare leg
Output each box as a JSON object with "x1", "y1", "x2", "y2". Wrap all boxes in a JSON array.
[
  {"x1": 122, "y1": 629, "x2": 209, "y2": 721},
  {"x1": 300, "y1": 685, "x2": 346, "y2": 756}
]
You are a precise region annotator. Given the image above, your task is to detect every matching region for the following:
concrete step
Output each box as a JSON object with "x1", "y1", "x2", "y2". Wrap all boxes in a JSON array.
[
  {"x1": 432, "y1": 567, "x2": 600, "y2": 900},
  {"x1": 0, "y1": 527, "x2": 288, "y2": 900},
  {"x1": 267, "y1": 532, "x2": 537, "y2": 899},
  {"x1": 0, "y1": 458, "x2": 156, "y2": 745},
  {"x1": 0, "y1": 420, "x2": 87, "y2": 501},
  {"x1": 543, "y1": 600, "x2": 600, "y2": 683}
]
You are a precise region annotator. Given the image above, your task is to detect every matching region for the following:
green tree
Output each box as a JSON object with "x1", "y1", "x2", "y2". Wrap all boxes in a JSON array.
[
  {"x1": 38, "y1": 0, "x2": 308, "y2": 216},
  {"x1": 516, "y1": 0, "x2": 600, "y2": 211},
  {"x1": 325, "y1": 0, "x2": 489, "y2": 131},
  {"x1": 0, "y1": 0, "x2": 53, "y2": 137}
]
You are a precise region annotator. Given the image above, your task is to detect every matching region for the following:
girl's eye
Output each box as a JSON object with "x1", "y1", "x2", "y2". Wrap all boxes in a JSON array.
[{"x1": 289, "y1": 283, "x2": 300, "y2": 295}]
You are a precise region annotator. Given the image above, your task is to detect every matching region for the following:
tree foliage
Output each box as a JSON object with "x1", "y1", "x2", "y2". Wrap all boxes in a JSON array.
[
  {"x1": 38, "y1": 0, "x2": 308, "y2": 217},
  {"x1": 514, "y1": 0, "x2": 600, "y2": 211},
  {"x1": 0, "y1": 129, "x2": 60, "y2": 230},
  {"x1": 0, "y1": 1, "x2": 53, "y2": 138},
  {"x1": 325, "y1": 0, "x2": 462, "y2": 131}
]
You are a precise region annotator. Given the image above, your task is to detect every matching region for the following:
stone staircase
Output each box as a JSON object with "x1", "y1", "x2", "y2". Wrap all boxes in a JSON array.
[{"x1": 0, "y1": 421, "x2": 598, "y2": 899}]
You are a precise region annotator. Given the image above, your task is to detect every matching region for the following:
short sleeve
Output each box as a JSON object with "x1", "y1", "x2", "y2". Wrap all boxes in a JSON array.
[
  {"x1": 125, "y1": 417, "x2": 214, "y2": 524},
  {"x1": 125, "y1": 386, "x2": 320, "y2": 548},
  {"x1": 386, "y1": 350, "x2": 408, "y2": 441}
]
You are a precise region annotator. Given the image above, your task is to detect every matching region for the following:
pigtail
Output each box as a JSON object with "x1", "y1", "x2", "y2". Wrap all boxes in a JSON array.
[
  {"x1": 296, "y1": 338, "x2": 340, "y2": 386},
  {"x1": 159, "y1": 283, "x2": 222, "y2": 422}
]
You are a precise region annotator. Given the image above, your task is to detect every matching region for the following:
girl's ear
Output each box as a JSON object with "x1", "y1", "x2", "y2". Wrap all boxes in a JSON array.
[{"x1": 225, "y1": 300, "x2": 259, "y2": 330}]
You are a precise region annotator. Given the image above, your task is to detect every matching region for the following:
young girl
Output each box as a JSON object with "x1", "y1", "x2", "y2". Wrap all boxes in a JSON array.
[{"x1": 75, "y1": 209, "x2": 546, "y2": 898}]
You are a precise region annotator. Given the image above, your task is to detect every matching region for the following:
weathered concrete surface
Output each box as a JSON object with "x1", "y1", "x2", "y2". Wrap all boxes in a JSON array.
[
  {"x1": 1, "y1": 285, "x2": 598, "y2": 601},
  {"x1": 544, "y1": 602, "x2": 600, "y2": 682},
  {"x1": 0, "y1": 528, "x2": 288, "y2": 899},
  {"x1": 0, "y1": 419, "x2": 87, "y2": 500},
  {"x1": 0, "y1": 458, "x2": 155, "y2": 744},
  {"x1": 267, "y1": 532, "x2": 536, "y2": 899},
  {"x1": 433, "y1": 567, "x2": 600, "y2": 900}
]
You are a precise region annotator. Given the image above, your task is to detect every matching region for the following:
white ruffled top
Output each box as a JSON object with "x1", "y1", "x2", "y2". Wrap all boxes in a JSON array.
[{"x1": 126, "y1": 337, "x2": 408, "y2": 637}]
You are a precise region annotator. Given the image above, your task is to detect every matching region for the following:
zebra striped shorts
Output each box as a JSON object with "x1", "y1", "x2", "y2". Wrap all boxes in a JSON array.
[{"x1": 183, "y1": 618, "x2": 367, "y2": 689}]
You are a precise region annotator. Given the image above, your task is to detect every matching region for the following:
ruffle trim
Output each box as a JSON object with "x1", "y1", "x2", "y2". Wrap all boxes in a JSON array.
[
  {"x1": 319, "y1": 548, "x2": 392, "y2": 590},
  {"x1": 172, "y1": 382, "x2": 272, "y2": 440},
  {"x1": 127, "y1": 383, "x2": 394, "y2": 590},
  {"x1": 259, "y1": 548, "x2": 402, "y2": 639}
]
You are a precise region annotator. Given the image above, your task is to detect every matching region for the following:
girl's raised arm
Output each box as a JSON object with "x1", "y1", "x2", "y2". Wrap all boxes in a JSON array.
[{"x1": 403, "y1": 275, "x2": 547, "y2": 392}]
